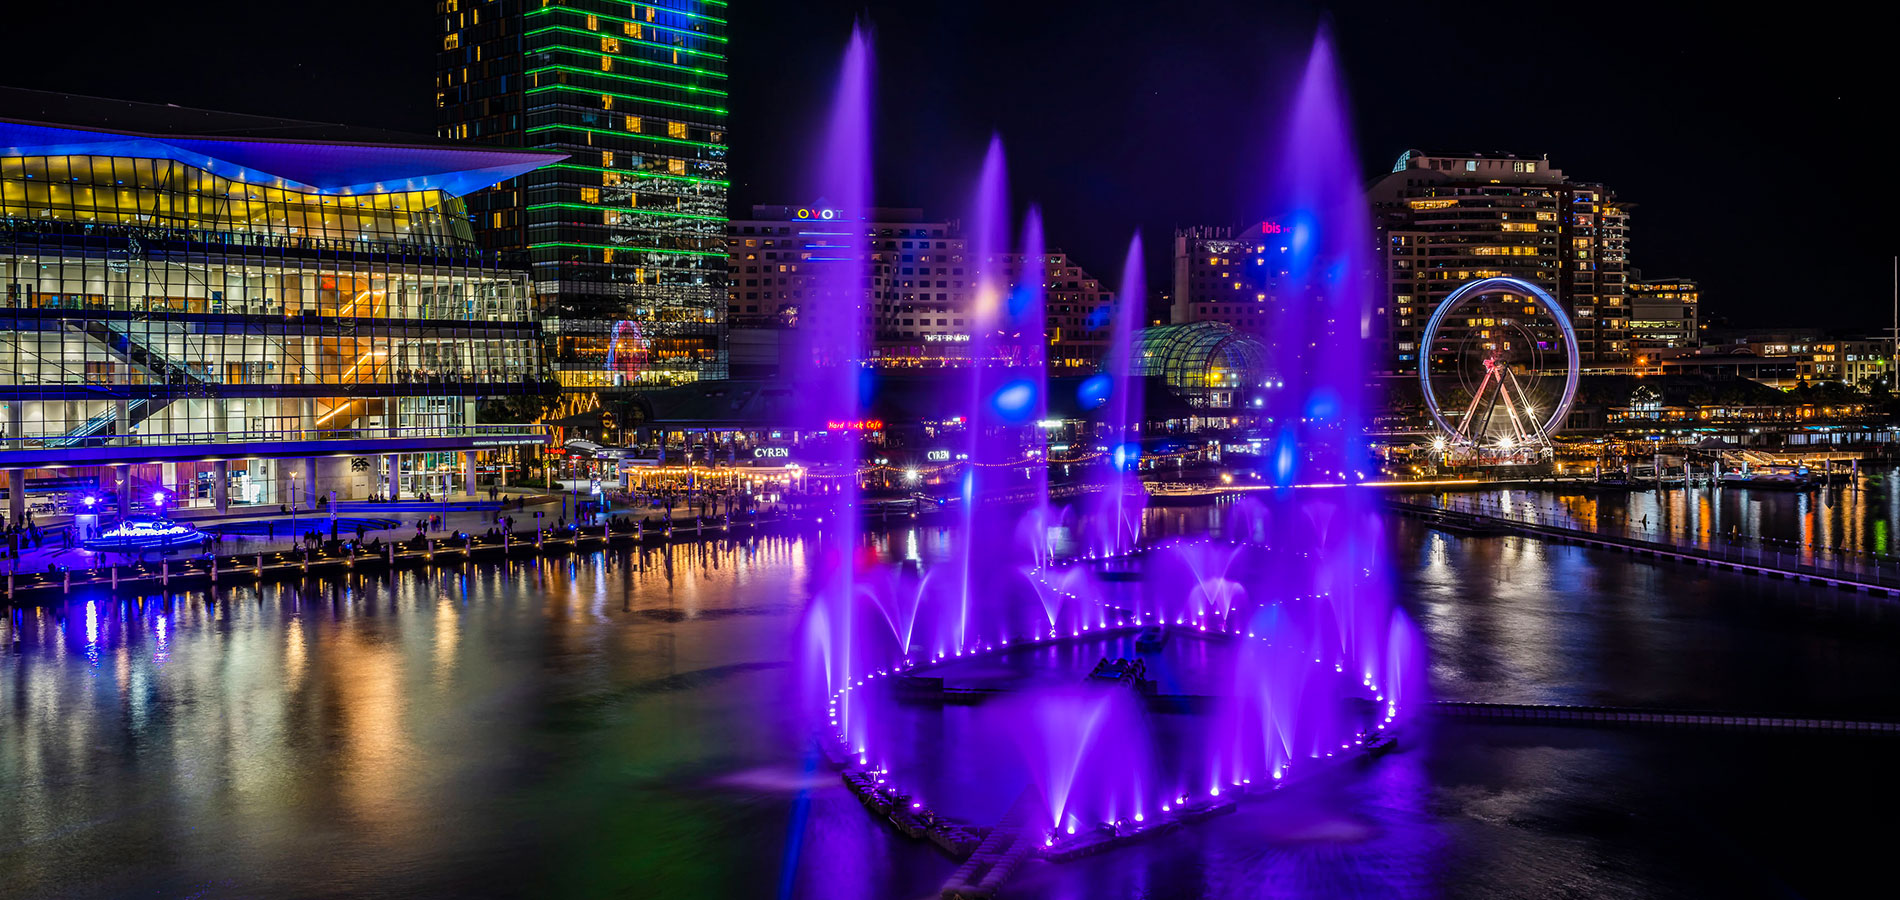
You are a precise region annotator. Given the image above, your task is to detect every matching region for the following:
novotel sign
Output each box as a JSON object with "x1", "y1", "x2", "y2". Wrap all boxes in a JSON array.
[
  {"x1": 753, "y1": 447, "x2": 790, "y2": 458},
  {"x1": 794, "y1": 207, "x2": 845, "y2": 220}
]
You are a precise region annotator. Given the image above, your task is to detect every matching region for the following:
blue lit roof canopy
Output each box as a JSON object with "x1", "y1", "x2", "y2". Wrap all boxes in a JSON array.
[{"x1": 0, "y1": 88, "x2": 562, "y2": 197}]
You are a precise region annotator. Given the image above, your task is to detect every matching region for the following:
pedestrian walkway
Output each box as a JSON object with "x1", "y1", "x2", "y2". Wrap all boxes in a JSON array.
[
  {"x1": 4, "y1": 494, "x2": 567, "y2": 577},
  {"x1": 1387, "y1": 498, "x2": 1900, "y2": 594}
]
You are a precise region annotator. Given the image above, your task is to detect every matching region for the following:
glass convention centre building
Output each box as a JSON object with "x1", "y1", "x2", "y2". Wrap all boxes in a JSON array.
[{"x1": 0, "y1": 89, "x2": 561, "y2": 521}]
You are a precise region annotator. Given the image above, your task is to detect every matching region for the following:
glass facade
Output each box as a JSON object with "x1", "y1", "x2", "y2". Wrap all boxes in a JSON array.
[
  {"x1": 1131, "y1": 323, "x2": 1271, "y2": 408},
  {"x1": 0, "y1": 154, "x2": 476, "y2": 247},
  {"x1": 438, "y1": 0, "x2": 730, "y2": 406},
  {"x1": 0, "y1": 128, "x2": 552, "y2": 514}
]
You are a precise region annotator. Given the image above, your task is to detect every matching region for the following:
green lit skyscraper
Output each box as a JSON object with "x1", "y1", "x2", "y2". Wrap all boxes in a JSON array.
[{"x1": 437, "y1": 0, "x2": 729, "y2": 423}]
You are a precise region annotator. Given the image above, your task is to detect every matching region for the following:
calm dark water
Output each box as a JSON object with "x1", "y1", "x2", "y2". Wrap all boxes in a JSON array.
[
  {"x1": 1422, "y1": 473, "x2": 1900, "y2": 560},
  {"x1": 3, "y1": 507, "x2": 1897, "y2": 899}
]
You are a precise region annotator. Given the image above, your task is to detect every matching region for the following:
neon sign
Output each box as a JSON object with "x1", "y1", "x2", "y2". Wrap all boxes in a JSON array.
[
  {"x1": 794, "y1": 207, "x2": 843, "y2": 220},
  {"x1": 924, "y1": 333, "x2": 970, "y2": 342},
  {"x1": 826, "y1": 419, "x2": 884, "y2": 431},
  {"x1": 1257, "y1": 221, "x2": 1283, "y2": 234},
  {"x1": 754, "y1": 447, "x2": 790, "y2": 458},
  {"x1": 926, "y1": 450, "x2": 950, "y2": 461}
]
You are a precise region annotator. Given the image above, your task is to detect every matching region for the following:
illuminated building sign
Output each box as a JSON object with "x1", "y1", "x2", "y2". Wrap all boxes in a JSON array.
[
  {"x1": 794, "y1": 207, "x2": 844, "y2": 220},
  {"x1": 754, "y1": 447, "x2": 790, "y2": 458},
  {"x1": 1256, "y1": 221, "x2": 1283, "y2": 234},
  {"x1": 926, "y1": 450, "x2": 951, "y2": 461},
  {"x1": 924, "y1": 334, "x2": 970, "y2": 342},
  {"x1": 826, "y1": 419, "x2": 884, "y2": 431}
]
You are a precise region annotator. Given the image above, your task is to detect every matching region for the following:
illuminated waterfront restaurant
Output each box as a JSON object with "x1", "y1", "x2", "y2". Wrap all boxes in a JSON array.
[{"x1": 0, "y1": 89, "x2": 559, "y2": 522}]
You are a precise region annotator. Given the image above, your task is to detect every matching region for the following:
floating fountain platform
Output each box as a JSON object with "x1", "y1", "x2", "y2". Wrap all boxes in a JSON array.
[{"x1": 811, "y1": 535, "x2": 1425, "y2": 900}]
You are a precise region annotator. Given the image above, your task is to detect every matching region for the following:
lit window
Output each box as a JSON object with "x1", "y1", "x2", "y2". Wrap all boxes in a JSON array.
[
  {"x1": 669, "y1": 159, "x2": 685, "y2": 175},
  {"x1": 601, "y1": 93, "x2": 614, "y2": 110},
  {"x1": 601, "y1": 151, "x2": 614, "y2": 167},
  {"x1": 586, "y1": 14, "x2": 599, "y2": 31},
  {"x1": 600, "y1": 56, "x2": 613, "y2": 71},
  {"x1": 625, "y1": 115, "x2": 642, "y2": 132},
  {"x1": 580, "y1": 187, "x2": 601, "y2": 203},
  {"x1": 668, "y1": 121, "x2": 688, "y2": 139}
]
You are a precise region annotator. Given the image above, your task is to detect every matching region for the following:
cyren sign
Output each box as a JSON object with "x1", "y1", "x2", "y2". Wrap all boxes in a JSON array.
[{"x1": 753, "y1": 447, "x2": 790, "y2": 458}]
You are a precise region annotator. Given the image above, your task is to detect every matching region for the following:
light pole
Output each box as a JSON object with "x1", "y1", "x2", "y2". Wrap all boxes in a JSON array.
[{"x1": 289, "y1": 471, "x2": 299, "y2": 537}]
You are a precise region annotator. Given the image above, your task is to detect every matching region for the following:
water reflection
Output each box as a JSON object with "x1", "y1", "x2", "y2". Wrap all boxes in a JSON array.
[
  {"x1": 1422, "y1": 473, "x2": 1900, "y2": 565},
  {"x1": 2, "y1": 520, "x2": 1897, "y2": 898}
]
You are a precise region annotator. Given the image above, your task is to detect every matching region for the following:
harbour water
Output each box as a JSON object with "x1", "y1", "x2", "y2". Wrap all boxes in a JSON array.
[
  {"x1": 3, "y1": 500, "x2": 1896, "y2": 899},
  {"x1": 1419, "y1": 473, "x2": 1900, "y2": 561}
]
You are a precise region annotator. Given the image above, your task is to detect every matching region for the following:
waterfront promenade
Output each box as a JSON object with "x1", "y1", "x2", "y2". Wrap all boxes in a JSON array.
[{"x1": 1392, "y1": 495, "x2": 1900, "y2": 594}]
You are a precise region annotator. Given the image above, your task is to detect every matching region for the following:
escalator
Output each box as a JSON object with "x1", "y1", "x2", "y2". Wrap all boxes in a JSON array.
[
  {"x1": 46, "y1": 320, "x2": 213, "y2": 447},
  {"x1": 45, "y1": 399, "x2": 150, "y2": 448}
]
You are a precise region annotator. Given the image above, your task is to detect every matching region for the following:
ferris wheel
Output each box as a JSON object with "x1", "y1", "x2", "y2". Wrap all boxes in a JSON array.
[{"x1": 1417, "y1": 276, "x2": 1580, "y2": 457}]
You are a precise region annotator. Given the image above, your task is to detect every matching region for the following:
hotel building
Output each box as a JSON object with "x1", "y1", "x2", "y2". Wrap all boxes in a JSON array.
[
  {"x1": 1368, "y1": 151, "x2": 1631, "y2": 372},
  {"x1": 1628, "y1": 276, "x2": 1700, "y2": 350},
  {"x1": 0, "y1": 90, "x2": 554, "y2": 522},
  {"x1": 435, "y1": 0, "x2": 730, "y2": 413},
  {"x1": 1170, "y1": 221, "x2": 1291, "y2": 333},
  {"x1": 726, "y1": 205, "x2": 1115, "y2": 369}
]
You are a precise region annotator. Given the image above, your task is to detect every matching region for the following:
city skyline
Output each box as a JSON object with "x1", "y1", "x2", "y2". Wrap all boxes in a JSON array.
[
  {"x1": 0, "y1": 1, "x2": 1886, "y2": 330},
  {"x1": 1, "y1": 7, "x2": 1894, "y2": 900}
]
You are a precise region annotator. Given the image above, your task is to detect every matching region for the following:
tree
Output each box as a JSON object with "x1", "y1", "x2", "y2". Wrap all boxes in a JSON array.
[{"x1": 478, "y1": 380, "x2": 562, "y2": 425}]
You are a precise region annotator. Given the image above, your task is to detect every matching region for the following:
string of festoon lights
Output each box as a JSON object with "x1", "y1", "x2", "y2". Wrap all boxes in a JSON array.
[{"x1": 822, "y1": 534, "x2": 1403, "y2": 855}]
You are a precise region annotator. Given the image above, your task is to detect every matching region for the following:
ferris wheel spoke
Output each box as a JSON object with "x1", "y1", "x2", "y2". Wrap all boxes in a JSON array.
[
  {"x1": 1504, "y1": 368, "x2": 1545, "y2": 444},
  {"x1": 1453, "y1": 364, "x2": 1496, "y2": 442},
  {"x1": 1493, "y1": 364, "x2": 1528, "y2": 448}
]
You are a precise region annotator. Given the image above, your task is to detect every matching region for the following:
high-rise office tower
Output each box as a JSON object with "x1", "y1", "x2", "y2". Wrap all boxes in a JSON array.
[
  {"x1": 436, "y1": 0, "x2": 730, "y2": 421},
  {"x1": 1368, "y1": 152, "x2": 1631, "y2": 373}
]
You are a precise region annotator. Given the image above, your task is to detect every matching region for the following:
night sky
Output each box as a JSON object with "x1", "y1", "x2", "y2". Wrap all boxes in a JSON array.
[{"x1": 2, "y1": 1, "x2": 1886, "y2": 329}]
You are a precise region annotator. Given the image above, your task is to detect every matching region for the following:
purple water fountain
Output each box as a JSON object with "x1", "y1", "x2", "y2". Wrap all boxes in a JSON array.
[{"x1": 796, "y1": 26, "x2": 1427, "y2": 898}]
